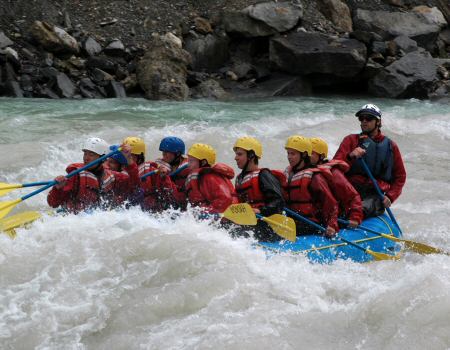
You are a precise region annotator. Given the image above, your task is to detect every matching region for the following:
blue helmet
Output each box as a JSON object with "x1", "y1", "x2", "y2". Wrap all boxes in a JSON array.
[
  {"x1": 109, "y1": 145, "x2": 128, "y2": 165},
  {"x1": 159, "y1": 136, "x2": 185, "y2": 154}
]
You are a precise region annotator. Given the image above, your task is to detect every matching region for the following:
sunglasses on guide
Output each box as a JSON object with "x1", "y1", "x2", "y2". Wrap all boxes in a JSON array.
[{"x1": 358, "y1": 115, "x2": 376, "y2": 122}]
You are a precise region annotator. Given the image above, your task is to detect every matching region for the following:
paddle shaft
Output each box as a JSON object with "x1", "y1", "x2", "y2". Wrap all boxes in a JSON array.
[
  {"x1": 12, "y1": 160, "x2": 188, "y2": 192},
  {"x1": 359, "y1": 158, "x2": 402, "y2": 234},
  {"x1": 22, "y1": 181, "x2": 52, "y2": 188},
  {"x1": 338, "y1": 218, "x2": 389, "y2": 237},
  {"x1": 140, "y1": 163, "x2": 188, "y2": 180},
  {"x1": 284, "y1": 207, "x2": 376, "y2": 255},
  {"x1": 21, "y1": 149, "x2": 120, "y2": 201}
]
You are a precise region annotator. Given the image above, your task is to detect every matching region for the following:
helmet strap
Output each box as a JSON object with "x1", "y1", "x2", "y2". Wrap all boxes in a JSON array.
[
  {"x1": 170, "y1": 153, "x2": 182, "y2": 167},
  {"x1": 293, "y1": 152, "x2": 308, "y2": 172},
  {"x1": 136, "y1": 154, "x2": 145, "y2": 165}
]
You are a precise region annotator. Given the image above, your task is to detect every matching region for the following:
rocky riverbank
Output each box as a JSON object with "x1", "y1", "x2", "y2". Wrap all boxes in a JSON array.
[{"x1": 0, "y1": 0, "x2": 449, "y2": 101}]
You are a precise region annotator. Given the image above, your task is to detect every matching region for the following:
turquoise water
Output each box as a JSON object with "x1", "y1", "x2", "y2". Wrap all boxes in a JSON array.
[{"x1": 0, "y1": 97, "x2": 449, "y2": 349}]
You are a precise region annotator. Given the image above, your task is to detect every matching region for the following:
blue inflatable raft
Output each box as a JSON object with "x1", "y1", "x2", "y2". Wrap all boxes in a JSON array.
[{"x1": 257, "y1": 213, "x2": 402, "y2": 263}]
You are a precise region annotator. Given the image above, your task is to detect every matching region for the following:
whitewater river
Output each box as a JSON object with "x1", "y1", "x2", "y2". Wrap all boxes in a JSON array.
[{"x1": 0, "y1": 97, "x2": 449, "y2": 349}]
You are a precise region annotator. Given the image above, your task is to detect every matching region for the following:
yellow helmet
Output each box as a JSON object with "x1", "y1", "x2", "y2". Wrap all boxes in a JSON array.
[
  {"x1": 285, "y1": 135, "x2": 312, "y2": 156},
  {"x1": 310, "y1": 137, "x2": 328, "y2": 158},
  {"x1": 233, "y1": 136, "x2": 262, "y2": 158},
  {"x1": 188, "y1": 143, "x2": 216, "y2": 165},
  {"x1": 123, "y1": 136, "x2": 146, "y2": 157}
]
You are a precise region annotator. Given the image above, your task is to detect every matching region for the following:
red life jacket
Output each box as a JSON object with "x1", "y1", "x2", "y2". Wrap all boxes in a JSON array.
[
  {"x1": 138, "y1": 161, "x2": 159, "y2": 197},
  {"x1": 317, "y1": 159, "x2": 349, "y2": 174},
  {"x1": 185, "y1": 163, "x2": 238, "y2": 208},
  {"x1": 64, "y1": 163, "x2": 100, "y2": 212},
  {"x1": 284, "y1": 166, "x2": 321, "y2": 222},
  {"x1": 99, "y1": 168, "x2": 131, "y2": 206},
  {"x1": 235, "y1": 168, "x2": 285, "y2": 209}
]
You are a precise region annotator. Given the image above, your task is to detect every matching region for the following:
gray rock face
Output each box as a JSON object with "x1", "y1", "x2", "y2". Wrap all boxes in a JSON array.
[
  {"x1": 353, "y1": 9, "x2": 441, "y2": 50},
  {"x1": 393, "y1": 35, "x2": 418, "y2": 54},
  {"x1": 184, "y1": 32, "x2": 229, "y2": 72},
  {"x1": 83, "y1": 37, "x2": 102, "y2": 57},
  {"x1": 0, "y1": 32, "x2": 14, "y2": 49},
  {"x1": 245, "y1": 1, "x2": 303, "y2": 32},
  {"x1": 104, "y1": 39, "x2": 125, "y2": 57},
  {"x1": 368, "y1": 51, "x2": 439, "y2": 98},
  {"x1": 222, "y1": 11, "x2": 277, "y2": 37},
  {"x1": 270, "y1": 32, "x2": 367, "y2": 78},
  {"x1": 55, "y1": 73, "x2": 76, "y2": 98},
  {"x1": 105, "y1": 80, "x2": 126, "y2": 98},
  {"x1": 412, "y1": 6, "x2": 447, "y2": 28},
  {"x1": 79, "y1": 77, "x2": 104, "y2": 98},
  {"x1": 137, "y1": 34, "x2": 191, "y2": 100}
]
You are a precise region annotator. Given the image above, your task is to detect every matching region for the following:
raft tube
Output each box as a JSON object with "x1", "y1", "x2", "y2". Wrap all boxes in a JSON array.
[{"x1": 257, "y1": 213, "x2": 402, "y2": 263}]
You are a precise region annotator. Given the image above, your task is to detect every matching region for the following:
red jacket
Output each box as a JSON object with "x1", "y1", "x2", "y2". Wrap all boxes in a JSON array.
[
  {"x1": 284, "y1": 166, "x2": 339, "y2": 231},
  {"x1": 185, "y1": 163, "x2": 238, "y2": 213},
  {"x1": 101, "y1": 163, "x2": 139, "y2": 207},
  {"x1": 318, "y1": 160, "x2": 363, "y2": 224},
  {"x1": 47, "y1": 162, "x2": 139, "y2": 212},
  {"x1": 333, "y1": 132, "x2": 406, "y2": 202},
  {"x1": 47, "y1": 164, "x2": 99, "y2": 213},
  {"x1": 138, "y1": 161, "x2": 179, "y2": 212}
]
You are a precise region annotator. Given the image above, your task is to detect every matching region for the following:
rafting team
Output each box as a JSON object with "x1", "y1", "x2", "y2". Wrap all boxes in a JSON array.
[{"x1": 47, "y1": 104, "x2": 406, "y2": 242}]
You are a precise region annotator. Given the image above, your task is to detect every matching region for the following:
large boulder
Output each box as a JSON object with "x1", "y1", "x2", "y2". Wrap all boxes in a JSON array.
[
  {"x1": 317, "y1": 0, "x2": 353, "y2": 33},
  {"x1": 184, "y1": 32, "x2": 229, "y2": 72},
  {"x1": 29, "y1": 21, "x2": 80, "y2": 55},
  {"x1": 270, "y1": 32, "x2": 367, "y2": 78},
  {"x1": 246, "y1": 1, "x2": 303, "y2": 33},
  {"x1": 137, "y1": 34, "x2": 191, "y2": 100},
  {"x1": 368, "y1": 51, "x2": 439, "y2": 98},
  {"x1": 222, "y1": 11, "x2": 277, "y2": 37},
  {"x1": 353, "y1": 9, "x2": 441, "y2": 51}
]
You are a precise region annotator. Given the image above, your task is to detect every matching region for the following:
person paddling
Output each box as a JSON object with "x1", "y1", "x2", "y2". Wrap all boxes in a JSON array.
[
  {"x1": 183, "y1": 143, "x2": 238, "y2": 214},
  {"x1": 47, "y1": 137, "x2": 138, "y2": 213},
  {"x1": 122, "y1": 136, "x2": 178, "y2": 211},
  {"x1": 283, "y1": 136, "x2": 339, "y2": 237},
  {"x1": 310, "y1": 137, "x2": 363, "y2": 228},
  {"x1": 233, "y1": 136, "x2": 285, "y2": 242},
  {"x1": 333, "y1": 104, "x2": 406, "y2": 218}
]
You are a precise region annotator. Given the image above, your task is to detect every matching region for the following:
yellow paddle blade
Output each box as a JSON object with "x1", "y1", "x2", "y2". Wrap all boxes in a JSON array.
[
  {"x1": 0, "y1": 199, "x2": 22, "y2": 219},
  {"x1": 367, "y1": 248, "x2": 401, "y2": 261},
  {"x1": 0, "y1": 182, "x2": 22, "y2": 197},
  {"x1": 379, "y1": 233, "x2": 449, "y2": 256},
  {"x1": 262, "y1": 214, "x2": 297, "y2": 242},
  {"x1": 222, "y1": 203, "x2": 257, "y2": 226},
  {"x1": 0, "y1": 211, "x2": 42, "y2": 232}
]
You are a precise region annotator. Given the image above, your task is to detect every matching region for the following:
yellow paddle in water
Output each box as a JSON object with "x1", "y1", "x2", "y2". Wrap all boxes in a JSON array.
[
  {"x1": 338, "y1": 219, "x2": 449, "y2": 256},
  {"x1": 0, "y1": 211, "x2": 42, "y2": 238},
  {"x1": 221, "y1": 204, "x2": 296, "y2": 241},
  {"x1": 256, "y1": 213, "x2": 296, "y2": 242},
  {"x1": 221, "y1": 203, "x2": 257, "y2": 225}
]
